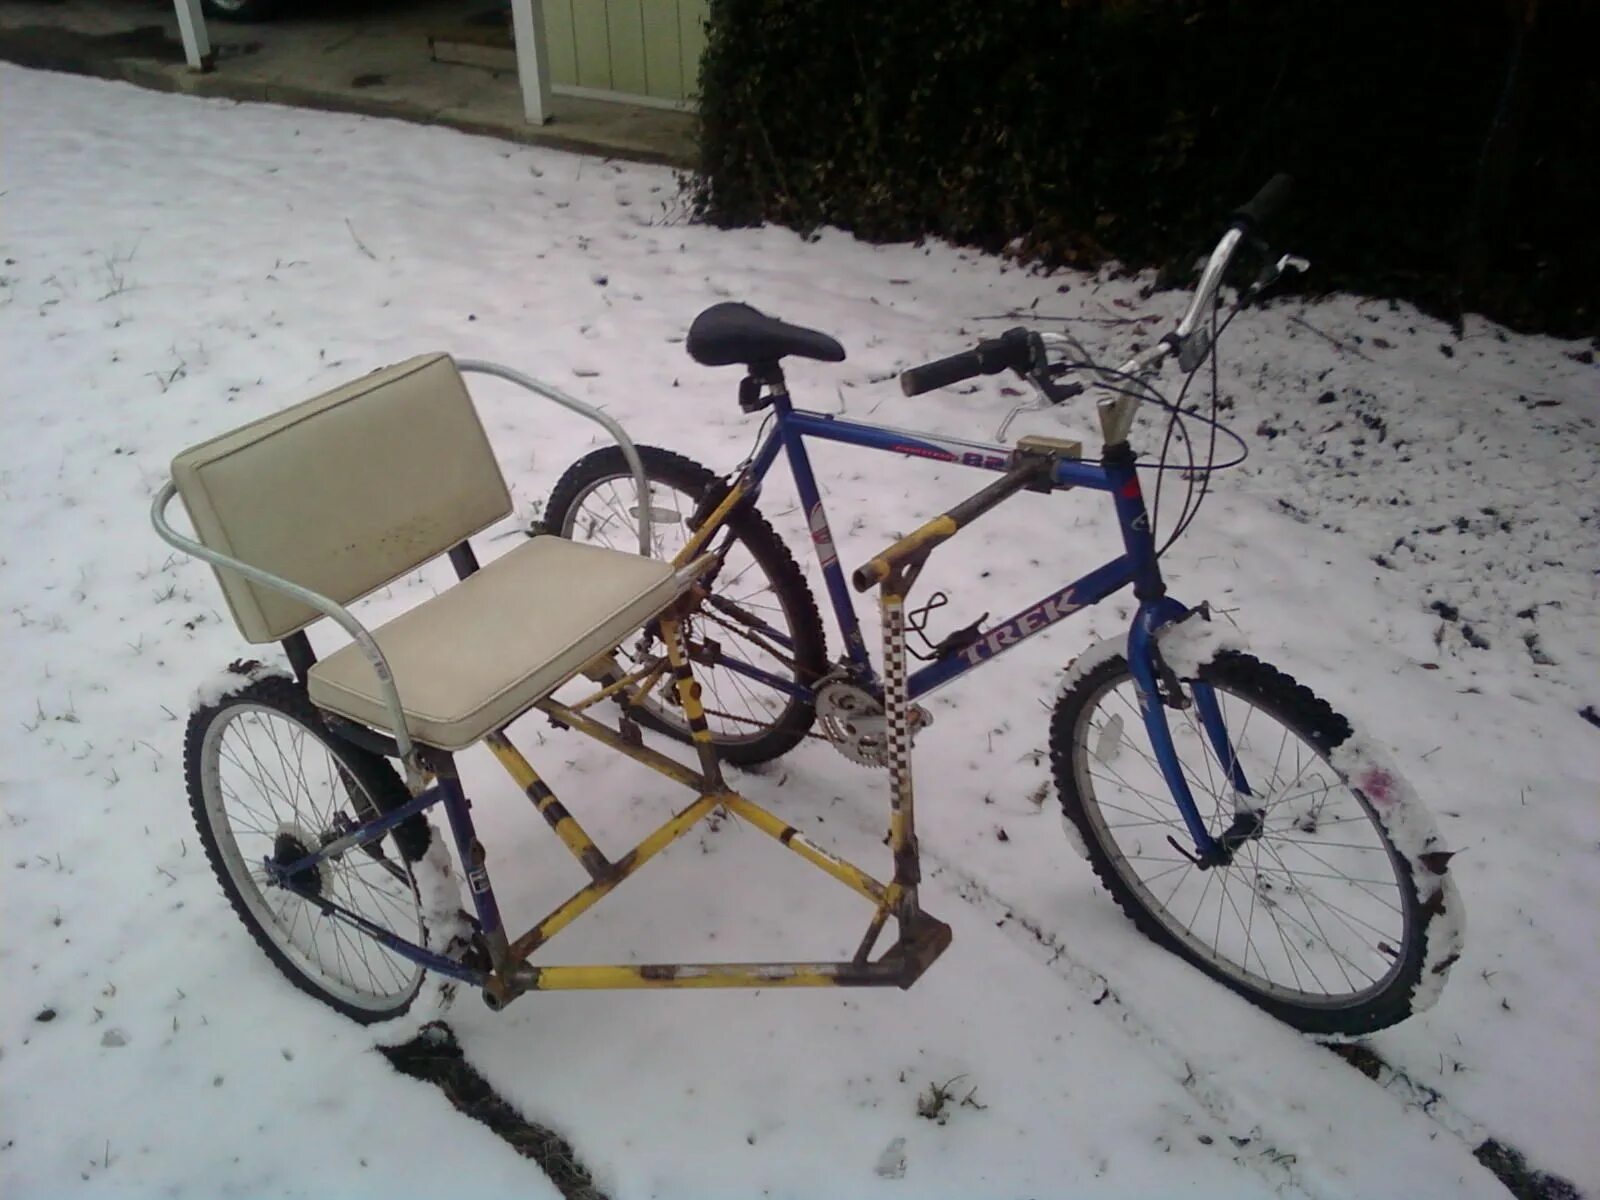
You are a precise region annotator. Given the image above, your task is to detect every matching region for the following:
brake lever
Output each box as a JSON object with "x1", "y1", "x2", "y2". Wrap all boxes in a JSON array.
[
  {"x1": 995, "y1": 371, "x2": 1086, "y2": 443},
  {"x1": 996, "y1": 392, "x2": 1050, "y2": 443},
  {"x1": 1245, "y1": 253, "x2": 1310, "y2": 304}
]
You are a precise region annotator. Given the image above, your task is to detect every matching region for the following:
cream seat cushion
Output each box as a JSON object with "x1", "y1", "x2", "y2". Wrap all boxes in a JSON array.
[{"x1": 308, "y1": 536, "x2": 684, "y2": 751}]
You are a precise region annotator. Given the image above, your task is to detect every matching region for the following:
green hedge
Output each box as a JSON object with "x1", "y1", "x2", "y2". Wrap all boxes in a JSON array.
[{"x1": 690, "y1": 0, "x2": 1597, "y2": 338}]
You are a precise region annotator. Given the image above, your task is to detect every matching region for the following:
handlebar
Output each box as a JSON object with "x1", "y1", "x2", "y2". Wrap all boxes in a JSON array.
[
  {"x1": 860, "y1": 177, "x2": 1293, "y2": 591},
  {"x1": 900, "y1": 327, "x2": 1035, "y2": 396},
  {"x1": 898, "y1": 175, "x2": 1291, "y2": 445},
  {"x1": 1176, "y1": 174, "x2": 1292, "y2": 341},
  {"x1": 1232, "y1": 172, "x2": 1292, "y2": 230}
]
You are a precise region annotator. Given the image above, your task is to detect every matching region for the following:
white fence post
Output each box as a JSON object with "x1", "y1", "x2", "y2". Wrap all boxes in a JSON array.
[
  {"x1": 509, "y1": 0, "x2": 554, "y2": 125},
  {"x1": 172, "y1": 0, "x2": 213, "y2": 71}
]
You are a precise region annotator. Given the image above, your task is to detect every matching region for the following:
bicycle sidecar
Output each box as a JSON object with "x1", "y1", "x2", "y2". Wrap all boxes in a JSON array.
[{"x1": 153, "y1": 352, "x2": 950, "y2": 1021}]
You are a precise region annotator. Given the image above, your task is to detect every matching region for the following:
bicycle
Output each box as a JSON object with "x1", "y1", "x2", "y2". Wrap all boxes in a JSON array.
[
  {"x1": 544, "y1": 176, "x2": 1465, "y2": 1035},
  {"x1": 155, "y1": 178, "x2": 1460, "y2": 1041}
]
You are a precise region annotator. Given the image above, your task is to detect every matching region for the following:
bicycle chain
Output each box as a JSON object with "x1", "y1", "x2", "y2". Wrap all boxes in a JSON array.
[{"x1": 682, "y1": 698, "x2": 835, "y2": 743}]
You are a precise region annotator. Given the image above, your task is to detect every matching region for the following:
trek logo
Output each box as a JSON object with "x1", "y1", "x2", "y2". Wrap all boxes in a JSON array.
[{"x1": 958, "y1": 587, "x2": 1083, "y2": 666}]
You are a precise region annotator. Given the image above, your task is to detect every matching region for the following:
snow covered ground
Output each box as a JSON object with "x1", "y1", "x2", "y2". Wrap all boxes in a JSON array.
[{"x1": 2, "y1": 65, "x2": 1596, "y2": 1199}]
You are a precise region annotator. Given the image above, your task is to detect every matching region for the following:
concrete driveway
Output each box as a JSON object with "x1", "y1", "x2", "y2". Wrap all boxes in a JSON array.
[{"x1": 0, "y1": 0, "x2": 695, "y2": 165}]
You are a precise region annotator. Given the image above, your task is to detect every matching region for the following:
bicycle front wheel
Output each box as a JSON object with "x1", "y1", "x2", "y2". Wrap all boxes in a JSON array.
[
  {"x1": 1051, "y1": 650, "x2": 1457, "y2": 1035},
  {"x1": 545, "y1": 445, "x2": 827, "y2": 765}
]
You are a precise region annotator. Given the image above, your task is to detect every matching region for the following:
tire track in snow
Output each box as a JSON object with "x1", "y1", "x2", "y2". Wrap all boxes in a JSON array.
[
  {"x1": 917, "y1": 855, "x2": 1509, "y2": 1199},
  {"x1": 786, "y1": 779, "x2": 1321, "y2": 1193},
  {"x1": 754, "y1": 750, "x2": 1505, "y2": 1200}
]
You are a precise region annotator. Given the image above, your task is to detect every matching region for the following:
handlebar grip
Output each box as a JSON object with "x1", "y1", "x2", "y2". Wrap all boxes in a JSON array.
[
  {"x1": 900, "y1": 349, "x2": 984, "y2": 397},
  {"x1": 900, "y1": 327, "x2": 1036, "y2": 397},
  {"x1": 1233, "y1": 173, "x2": 1292, "y2": 228}
]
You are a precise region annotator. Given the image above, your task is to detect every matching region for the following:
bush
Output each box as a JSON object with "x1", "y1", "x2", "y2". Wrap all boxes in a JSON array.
[{"x1": 691, "y1": 0, "x2": 1598, "y2": 338}]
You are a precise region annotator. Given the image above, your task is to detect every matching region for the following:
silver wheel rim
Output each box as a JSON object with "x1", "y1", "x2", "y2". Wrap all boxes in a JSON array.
[
  {"x1": 1072, "y1": 674, "x2": 1413, "y2": 1009},
  {"x1": 560, "y1": 474, "x2": 804, "y2": 743},
  {"x1": 201, "y1": 703, "x2": 424, "y2": 1012}
]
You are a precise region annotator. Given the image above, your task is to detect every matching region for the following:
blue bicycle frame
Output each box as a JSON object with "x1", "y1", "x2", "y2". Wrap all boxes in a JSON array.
[{"x1": 701, "y1": 385, "x2": 1249, "y2": 861}]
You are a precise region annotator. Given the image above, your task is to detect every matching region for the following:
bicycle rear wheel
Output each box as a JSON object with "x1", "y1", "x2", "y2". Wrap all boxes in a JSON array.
[
  {"x1": 1051, "y1": 650, "x2": 1460, "y2": 1035},
  {"x1": 544, "y1": 445, "x2": 827, "y2": 765}
]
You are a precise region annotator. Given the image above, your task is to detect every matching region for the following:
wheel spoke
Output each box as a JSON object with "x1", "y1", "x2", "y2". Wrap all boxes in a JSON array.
[
  {"x1": 1241, "y1": 863, "x2": 1406, "y2": 889},
  {"x1": 220, "y1": 735, "x2": 292, "y2": 815},
  {"x1": 1106, "y1": 688, "x2": 1220, "y2": 807},
  {"x1": 558, "y1": 466, "x2": 813, "y2": 752},
  {"x1": 1260, "y1": 833, "x2": 1393, "y2": 854},
  {"x1": 1253, "y1": 839, "x2": 1373, "y2": 989},
  {"x1": 1254, "y1": 840, "x2": 1405, "y2": 934},
  {"x1": 198, "y1": 698, "x2": 421, "y2": 1015}
]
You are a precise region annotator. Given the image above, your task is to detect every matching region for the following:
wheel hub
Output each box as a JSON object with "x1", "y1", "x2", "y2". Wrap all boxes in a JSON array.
[
  {"x1": 1212, "y1": 807, "x2": 1266, "y2": 864},
  {"x1": 267, "y1": 825, "x2": 332, "y2": 897}
]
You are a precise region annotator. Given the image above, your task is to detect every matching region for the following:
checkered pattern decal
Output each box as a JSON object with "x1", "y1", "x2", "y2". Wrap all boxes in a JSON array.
[{"x1": 882, "y1": 596, "x2": 913, "y2": 818}]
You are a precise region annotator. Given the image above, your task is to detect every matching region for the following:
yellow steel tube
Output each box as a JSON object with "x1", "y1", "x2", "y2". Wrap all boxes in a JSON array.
[
  {"x1": 566, "y1": 658, "x2": 670, "y2": 714},
  {"x1": 854, "y1": 514, "x2": 958, "y2": 590},
  {"x1": 720, "y1": 793, "x2": 888, "y2": 905},
  {"x1": 534, "y1": 699, "x2": 710, "y2": 791},
  {"x1": 660, "y1": 613, "x2": 724, "y2": 783},
  {"x1": 483, "y1": 732, "x2": 610, "y2": 878},
  {"x1": 670, "y1": 478, "x2": 749, "y2": 567},
  {"x1": 527, "y1": 962, "x2": 893, "y2": 990},
  {"x1": 507, "y1": 791, "x2": 721, "y2": 961}
]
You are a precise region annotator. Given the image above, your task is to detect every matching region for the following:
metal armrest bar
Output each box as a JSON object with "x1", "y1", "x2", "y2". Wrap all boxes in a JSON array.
[
  {"x1": 149, "y1": 480, "x2": 425, "y2": 787},
  {"x1": 454, "y1": 359, "x2": 653, "y2": 555}
]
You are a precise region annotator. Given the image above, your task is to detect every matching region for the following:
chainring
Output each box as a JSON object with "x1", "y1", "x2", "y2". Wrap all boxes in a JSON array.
[{"x1": 814, "y1": 678, "x2": 931, "y2": 767}]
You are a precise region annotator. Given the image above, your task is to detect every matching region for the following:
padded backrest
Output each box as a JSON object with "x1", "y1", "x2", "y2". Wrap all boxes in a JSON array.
[{"x1": 172, "y1": 353, "x2": 511, "y2": 643}]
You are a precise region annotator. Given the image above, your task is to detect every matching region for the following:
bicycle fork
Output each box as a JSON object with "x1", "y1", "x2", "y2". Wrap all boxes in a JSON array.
[{"x1": 1127, "y1": 601, "x2": 1259, "y2": 867}]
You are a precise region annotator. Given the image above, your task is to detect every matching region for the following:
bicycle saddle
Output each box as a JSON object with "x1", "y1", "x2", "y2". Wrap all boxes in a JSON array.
[{"x1": 686, "y1": 302, "x2": 846, "y2": 368}]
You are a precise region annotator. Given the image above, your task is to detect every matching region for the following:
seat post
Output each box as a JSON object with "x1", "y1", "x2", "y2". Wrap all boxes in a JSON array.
[
  {"x1": 738, "y1": 361, "x2": 786, "y2": 413},
  {"x1": 755, "y1": 361, "x2": 787, "y2": 394}
]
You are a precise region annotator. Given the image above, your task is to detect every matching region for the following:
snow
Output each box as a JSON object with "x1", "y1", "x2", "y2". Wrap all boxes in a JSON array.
[
  {"x1": 413, "y1": 832, "x2": 471, "y2": 946},
  {"x1": 187, "y1": 656, "x2": 293, "y2": 711},
  {"x1": 3, "y1": 64, "x2": 1598, "y2": 1198},
  {"x1": 1056, "y1": 632, "x2": 1130, "y2": 698},
  {"x1": 1156, "y1": 609, "x2": 1254, "y2": 679},
  {"x1": 1330, "y1": 738, "x2": 1467, "y2": 1018}
]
